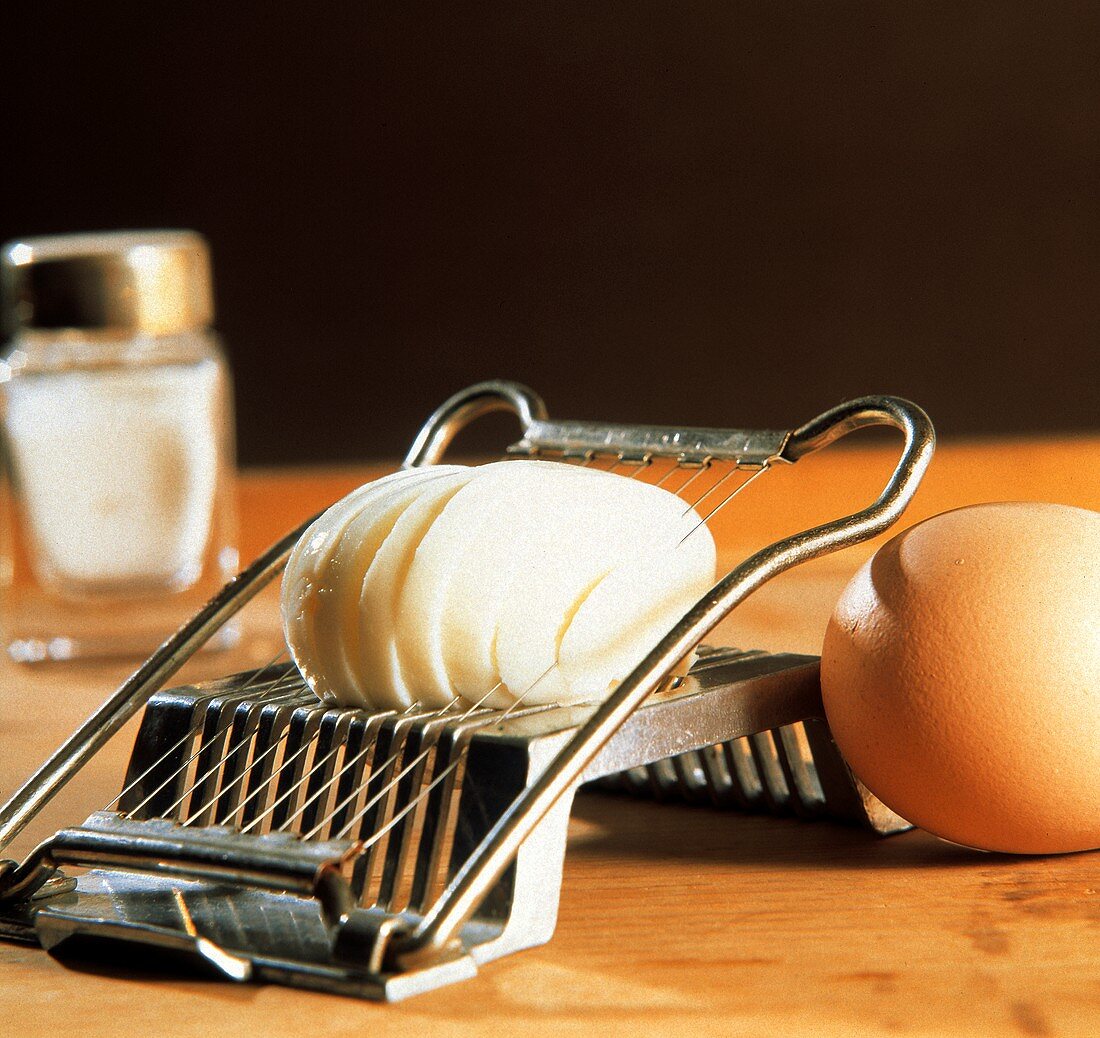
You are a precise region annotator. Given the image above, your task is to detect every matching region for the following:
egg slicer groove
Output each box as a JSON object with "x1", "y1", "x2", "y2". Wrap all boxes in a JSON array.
[{"x1": 0, "y1": 380, "x2": 934, "y2": 1000}]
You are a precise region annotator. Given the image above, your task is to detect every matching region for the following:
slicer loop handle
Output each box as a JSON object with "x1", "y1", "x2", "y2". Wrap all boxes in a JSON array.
[
  {"x1": 782, "y1": 394, "x2": 928, "y2": 464},
  {"x1": 393, "y1": 395, "x2": 934, "y2": 968},
  {"x1": 401, "y1": 380, "x2": 547, "y2": 469}
]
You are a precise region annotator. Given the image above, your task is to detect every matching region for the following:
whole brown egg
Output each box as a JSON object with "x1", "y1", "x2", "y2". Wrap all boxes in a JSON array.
[{"x1": 820, "y1": 502, "x2": 1100, "y2": 854}]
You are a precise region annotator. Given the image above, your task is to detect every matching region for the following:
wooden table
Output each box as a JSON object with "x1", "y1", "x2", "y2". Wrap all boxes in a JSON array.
[{"x1": 1, "y1": 436, "x2": 1098, "y2": 1037}]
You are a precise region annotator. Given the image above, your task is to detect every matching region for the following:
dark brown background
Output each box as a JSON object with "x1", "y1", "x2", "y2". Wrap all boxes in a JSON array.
[{"x1": 4, "y1": 2, "x2": 1097, "y2": 465}]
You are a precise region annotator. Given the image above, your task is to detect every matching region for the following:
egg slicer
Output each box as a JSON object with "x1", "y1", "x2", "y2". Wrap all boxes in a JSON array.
[{"x1": 0, "y1": 380, "x2": 934, "y2": 1001}]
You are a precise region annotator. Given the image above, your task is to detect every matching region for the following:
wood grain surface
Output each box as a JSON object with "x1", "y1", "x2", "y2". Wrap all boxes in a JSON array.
[{"x1": 0, "y1": 434, "x2": 1097, "y2": 1037}]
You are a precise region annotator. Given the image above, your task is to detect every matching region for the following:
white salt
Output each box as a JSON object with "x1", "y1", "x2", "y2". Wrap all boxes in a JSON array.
[{"x1": 4, "y1": 359, "x2": 222, "y2": 592}]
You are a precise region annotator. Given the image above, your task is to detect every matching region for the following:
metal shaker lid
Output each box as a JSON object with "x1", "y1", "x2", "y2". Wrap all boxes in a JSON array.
[{"x1": 1, "y1": 230, "x2": 214, "y2": 336}]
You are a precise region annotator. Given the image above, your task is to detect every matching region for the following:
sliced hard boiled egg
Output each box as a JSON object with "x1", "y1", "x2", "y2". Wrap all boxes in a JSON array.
[{"x1": 282, "y1": 460, "x2": 717, "y2": 711}]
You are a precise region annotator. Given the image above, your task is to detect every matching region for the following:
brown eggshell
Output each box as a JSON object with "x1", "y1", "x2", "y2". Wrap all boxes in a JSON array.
[{"x1": 820, "y1": 502, "x2": 1100, "y2": 854}]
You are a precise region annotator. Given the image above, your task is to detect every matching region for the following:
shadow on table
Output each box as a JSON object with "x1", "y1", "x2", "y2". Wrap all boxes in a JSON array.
[
  {"x1": 568, "y1": 790, "x2": 1019, "y2": 871},
  {"x1": 46, "y1": 933, "x2": 260, "y2": 1004}
]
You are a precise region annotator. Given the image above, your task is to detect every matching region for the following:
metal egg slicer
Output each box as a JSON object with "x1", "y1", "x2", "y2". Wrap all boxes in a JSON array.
[{"x1": 0, "y1": 381, "x2": 934, "y2": 1000}]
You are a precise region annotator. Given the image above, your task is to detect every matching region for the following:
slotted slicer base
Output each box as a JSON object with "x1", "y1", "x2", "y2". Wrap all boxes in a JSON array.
[{"x1": 2, "y1": 648, "x2": 909, "y2": 1000}]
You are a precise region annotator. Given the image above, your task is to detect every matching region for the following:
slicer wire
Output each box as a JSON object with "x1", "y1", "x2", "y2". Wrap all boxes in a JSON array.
[
  {"x1": 102, "y1": 647, "x2": 291, "y2": 814},
  {"x1": 232, "y1": 695, "x2": 454, "y2": 830},
  {"x1": 164, "y1": 673, "x2": 308, "y2": 819},
  {"x1": 120, "y1": 667, "x2": 306, "y2": 820},
  {"x1": 236, "y1": 698, "x2": 438, "y2": 834},
  {"x1": 304, "y1": 666, "x2": 561, "y2": 843}
]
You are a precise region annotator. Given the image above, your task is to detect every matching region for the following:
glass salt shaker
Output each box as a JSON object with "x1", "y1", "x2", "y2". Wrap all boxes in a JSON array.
[{"x1": 0, "y1": 230, "x2": 240, "y2": 661}]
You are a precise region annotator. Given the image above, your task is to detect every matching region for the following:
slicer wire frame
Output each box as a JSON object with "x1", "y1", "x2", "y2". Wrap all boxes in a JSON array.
[{"x1": 0, "y1": 379, "x2": 934, "y2": 995}]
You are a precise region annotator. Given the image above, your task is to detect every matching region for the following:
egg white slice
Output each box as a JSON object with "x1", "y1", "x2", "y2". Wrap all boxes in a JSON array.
[
  {"x1": 492, "y1": 470, "x2": 703, "y2": 705},
  {"x1": 282, "y1": 468, "x2": 457, "y2": 699},
  {"x1": 399, "y1": 460, "x2": 605, "y2": 708},
  {"x1": 556, "y1": 528, "x2": 715, "y2": 701},
  {"x1": 352, "y1": 468, "x2": 478, "y2": 709},
  {"x1": 440, "y1": 463, "x2": 615, "y2": 706},
  {"x1": 307, "y1": 468, "x2": 464, "y2": 704}
]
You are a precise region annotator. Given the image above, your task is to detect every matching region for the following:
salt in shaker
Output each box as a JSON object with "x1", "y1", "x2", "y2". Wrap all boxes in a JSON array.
[{"x1": 0, "y1": 230, "x2": 239, "y2": 661}]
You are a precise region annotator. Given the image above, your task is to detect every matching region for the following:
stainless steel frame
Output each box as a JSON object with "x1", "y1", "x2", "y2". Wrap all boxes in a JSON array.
[{"x1": 0, "y1": 379, "x2": 934, "y2": 999}]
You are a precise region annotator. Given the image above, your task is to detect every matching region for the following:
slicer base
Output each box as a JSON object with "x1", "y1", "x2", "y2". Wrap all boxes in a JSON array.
[{"x1": 30, "y1": 870, "x2": 479, "y2": 1001}]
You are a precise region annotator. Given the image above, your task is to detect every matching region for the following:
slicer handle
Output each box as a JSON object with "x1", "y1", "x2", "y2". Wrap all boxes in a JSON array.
[
  {"x1": 393, "y1": 394, "x2": 934, "y2": 967},
  {"x1": 401, "y1": 380, "x2": 547, "y2": 469}
]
